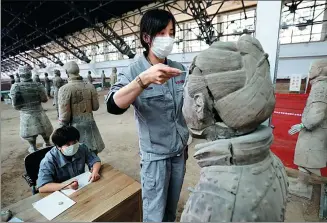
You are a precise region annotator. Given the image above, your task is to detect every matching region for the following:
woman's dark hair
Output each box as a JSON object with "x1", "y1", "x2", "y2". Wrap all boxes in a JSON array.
[
  {"x1": 51, "y1": 126, "x2": 80, "y2": 147},
  {"x1": 45, "y1": 73, "x2": 48, "y2": 76},
  {"x1": 140, "y1": 9, "x2": 176, "y2": 52}
]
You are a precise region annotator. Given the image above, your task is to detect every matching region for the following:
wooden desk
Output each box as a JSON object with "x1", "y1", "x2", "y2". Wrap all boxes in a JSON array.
[{"x1": 3, "y1": 164, "x2": 142, "y2": 222}]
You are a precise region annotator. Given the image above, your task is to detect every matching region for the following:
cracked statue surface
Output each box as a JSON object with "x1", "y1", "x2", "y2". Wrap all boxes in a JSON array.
[
  {"x1": 288, "y1": 59, "x2": 327, "y2": 199},
  {"x1": 9, "y1": 65, "x2": 53, "y2": 153},
  {"x1": 58, "y1": 61, "x2": 105, "y2": 154},
  {"x1": 181, "y1": 35, "x2": 289, "y2": 222}
]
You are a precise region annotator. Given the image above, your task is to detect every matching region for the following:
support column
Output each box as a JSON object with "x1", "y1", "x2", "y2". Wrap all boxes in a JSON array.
[
  {"x1": 321, "y1": 3, "x2": 327, "y2": 41},
  {"x1": 255, "y1": 1, "x2": 282, "y2": 126},
  {"x1": 255, "y1": 1, "x2": 283, "y2": 84}
]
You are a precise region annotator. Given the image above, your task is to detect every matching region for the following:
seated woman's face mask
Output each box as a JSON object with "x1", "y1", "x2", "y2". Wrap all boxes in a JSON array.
[
  {"x1": 151, "y1": 36, "x2": 175, "y2": 59},
  {"x1": 61, "y1": 143, "x2": 79, "y2": 156}
]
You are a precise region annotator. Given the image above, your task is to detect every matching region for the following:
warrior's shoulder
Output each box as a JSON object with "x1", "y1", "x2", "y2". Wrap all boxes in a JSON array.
[
  {"x1": 58, "y1": 83, "x2": 73, "y2": 93},
  {"x1": 10, "y1": 83, "x2": 20, "y2": 93},
  {"x1": 309, "y1": 81, "x2": 327, "y2": 103}
]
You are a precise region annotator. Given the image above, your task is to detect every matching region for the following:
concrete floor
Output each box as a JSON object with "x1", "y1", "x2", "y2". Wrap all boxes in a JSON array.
[{"x1": 0, "y1": 91, "x2": 323, "y2": 221}]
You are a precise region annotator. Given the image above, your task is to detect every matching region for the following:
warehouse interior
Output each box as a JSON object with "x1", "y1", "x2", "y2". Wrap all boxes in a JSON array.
[{"x1": 1, "y1": 0, "x2": 327, "y2": 222}]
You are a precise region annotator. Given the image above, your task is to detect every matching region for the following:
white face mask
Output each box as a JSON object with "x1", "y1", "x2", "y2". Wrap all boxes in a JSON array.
[
  {"x1": 61, "y1": 143, "x2": 79, "y2": 156},
  {"x1": 151, "y1": 36, "x2": 175, "y2": 59}
]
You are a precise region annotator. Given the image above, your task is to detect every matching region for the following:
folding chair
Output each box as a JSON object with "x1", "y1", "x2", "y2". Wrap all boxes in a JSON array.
[{"x1": 22, "y1": 146, "x2": 52, "y2": 195}]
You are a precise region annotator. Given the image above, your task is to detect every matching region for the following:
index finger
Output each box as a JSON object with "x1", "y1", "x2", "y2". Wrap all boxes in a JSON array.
[{"x1": 159, "y1": 66, "x2": 182, "y2": 76}]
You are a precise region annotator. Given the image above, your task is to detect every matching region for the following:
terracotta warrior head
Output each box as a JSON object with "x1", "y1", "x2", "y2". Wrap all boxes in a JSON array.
[
  {"x1": 182, "y1": 35, "x2": 275, "y2": 141},
  {"x1": 309, "y1": 59, "x2": 327, "y2": 80},
  {"x1": 54, "y1": 69, "x2": 61, "y2": 77},
  {"x1": 18, "y1": 65, "x2": 33, "y2": 82},
  {"x1": 64, "y1": 61, "x2": 80, "y2": 78}
]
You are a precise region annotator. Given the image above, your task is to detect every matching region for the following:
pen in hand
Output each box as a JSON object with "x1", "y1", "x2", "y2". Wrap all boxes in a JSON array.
[{"x1": 60, "y1": 180, "x2": 79, "y2": 191}]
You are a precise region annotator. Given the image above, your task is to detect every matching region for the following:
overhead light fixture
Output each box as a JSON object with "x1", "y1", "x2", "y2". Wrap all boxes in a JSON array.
[
  {"x1": 295, "y1": 18, "x2": 313, "y2": 31},
  {"x1": 281, "y1": 21, "x2": 289, "y2": 30}
]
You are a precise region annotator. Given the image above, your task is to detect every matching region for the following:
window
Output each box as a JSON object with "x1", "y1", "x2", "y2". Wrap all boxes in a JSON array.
[
  {"x1": 279, "y1": 0, "x2": 327, "y2": 44},
  {"x1": 184, "y1": 22, "x2": 209, "y2": 52},
  {"x1": 220, "y1": 9, "x2": 256, "y2": 42},
  {"x1": 172, "y1": 24, "x2": 184, "y2": 54}
]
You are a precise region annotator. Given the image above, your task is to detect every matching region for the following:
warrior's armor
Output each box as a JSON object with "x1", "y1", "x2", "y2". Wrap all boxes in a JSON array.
[
  {"x1": 58, "y1": 61, "x2": 105, "y2": 154},
  {"x1": 9, "y1": 65, "x2": 53, "y2": 153}
]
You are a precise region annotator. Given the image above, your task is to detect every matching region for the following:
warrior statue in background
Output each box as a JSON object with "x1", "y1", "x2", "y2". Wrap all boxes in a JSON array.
[
  {"x1": 58, "y1": 61, "x2": 105, "y2": 154},
  {"x1": 15, "y1": 73, "x2": 20, "y2": 83},
  {"x1": 9, "y1": 65, "x2": 53, "y2": 153},
  {"x1": 33, "y1": 74, "x2": 41, "y2": 83},
  {"x1": 288, "y1": 59, "x2": 327, "y2": 199},
  {"x1": 87, "y1": 71, "x2": 94, "y2": 84},
  {"x1": 9, "y1": 75, "x2": 15, "y2": 85},
  {"x1": 181, "y1": 35, "x2": 288, "y2": 222},
  {"x1": 101, "y1": 70, "x2": 106, "y2": 89},
  {"x1": 110, "y1": 67, "x2": 117, "y2": 88},
  {"x1": 44, "y1": 72, "x2": 52, "y2": 98},
  {"x1": 53, "y1": 69, "x2": 64, "y2": 117}
]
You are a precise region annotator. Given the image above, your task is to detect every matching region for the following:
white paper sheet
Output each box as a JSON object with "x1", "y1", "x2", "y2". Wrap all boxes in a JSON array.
[
  {"x1": 32, "y1": 191, "x2": 75, "y2": 220},
  {"x1": 8, "y1": 217, "x2": 24, "y2": 222},
  {"x1": 61, "y1": 171, "x2": 92, "y2": 196}
]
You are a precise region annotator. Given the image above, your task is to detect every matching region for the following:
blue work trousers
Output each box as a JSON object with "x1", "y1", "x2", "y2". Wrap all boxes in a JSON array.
[{"x1": 141, "y1": 152, "x2": 186, "y2": 222}]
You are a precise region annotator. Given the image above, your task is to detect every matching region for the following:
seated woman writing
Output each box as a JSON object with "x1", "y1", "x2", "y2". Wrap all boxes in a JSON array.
[{"x1": 37, "y1": 126, "x2": 101, "y2": 193}]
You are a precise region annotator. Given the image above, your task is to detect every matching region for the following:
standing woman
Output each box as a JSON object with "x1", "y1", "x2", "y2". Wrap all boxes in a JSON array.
[{"x1": 105, "y1": 9, "x2": 189, "y2": 222}]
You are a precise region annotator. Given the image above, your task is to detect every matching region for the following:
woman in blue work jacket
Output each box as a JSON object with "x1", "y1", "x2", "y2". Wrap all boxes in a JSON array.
[{"x1": 105, "y1": 9, "x2": 189, "y2": 222}]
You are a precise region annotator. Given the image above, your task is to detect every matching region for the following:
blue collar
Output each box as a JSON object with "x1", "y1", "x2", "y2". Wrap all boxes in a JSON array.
[{"x1": 142, "y1": 52, "x2": 168, "y2": 66}]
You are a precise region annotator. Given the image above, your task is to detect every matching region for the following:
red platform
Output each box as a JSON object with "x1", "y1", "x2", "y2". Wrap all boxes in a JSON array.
[{"x1": 271, "y1": 93, "x2": 327, "y2": 177}]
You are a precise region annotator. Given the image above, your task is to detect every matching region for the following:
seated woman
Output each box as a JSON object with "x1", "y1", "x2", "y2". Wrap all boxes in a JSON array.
[{"x1": 37, "y1": 126, "x2": 101, "y2": 193}]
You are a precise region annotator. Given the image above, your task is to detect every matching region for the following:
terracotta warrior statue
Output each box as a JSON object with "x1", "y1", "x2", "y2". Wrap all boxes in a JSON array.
[
  {"x1": 87, "y1": 71, "x2": 94, "y2": 84},
  {"x1": 9, "y1": 74, "x2": 15, "y2": 85},
  {"x1": 58, "y1": 61, "x2": 105, "y2": 154},
  {"x1": 44, "y1": 72, "x2": 51, "y2": 98},
  {"x1": 181, "y1": 35, "x2": 289, "y2": 222},
  {"x1": 110, "y1": 67, "x2": 117, "y2": 88},
  {"x1": 9, "y1": 65, "x2": 53, "y2": 153},
  {"x1": 15, "y1": 73, "x2": 20, "y2": 83},
  {"x1": 53, "y1": 69, "x2": 64, "y2": 116},
  {"x1": 101, "y1": 70, "x2": 106, "y2": 89},
  {"x1": 33, "y1": 74, "x2": 41, "y2": 83},
  {"x1": 288, "y1": 59, "x2": 327, "y2": 199}
]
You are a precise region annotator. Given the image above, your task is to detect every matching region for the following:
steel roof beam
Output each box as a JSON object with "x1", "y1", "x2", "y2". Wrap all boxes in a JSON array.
[
  {"x1": 66, "y1": 1, "x2": 135, "y2": 58},
  {"x1": 7, "y1": 34, "x2": 64, "y2": 66},
  {"x1": 3, "y1": 8, "x2": 91, "y2": 63},
  {"x1": 187, "y1": 0, "x2": 221, "y2": 45},
  {"x1": 2, "y1": 1, "x2": 45, "y2": 40},
  {"x1": 2, "y1": 1, "x2": 114, "y2": 57}
]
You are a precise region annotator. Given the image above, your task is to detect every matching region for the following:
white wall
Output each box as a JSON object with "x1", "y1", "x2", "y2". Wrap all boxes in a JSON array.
[
  {"x1": 278, "y1": 41, "x2": 327, "y2": 79},
  {"x1": 34, "y1": 41, "x2": 327, "y2": 80}
]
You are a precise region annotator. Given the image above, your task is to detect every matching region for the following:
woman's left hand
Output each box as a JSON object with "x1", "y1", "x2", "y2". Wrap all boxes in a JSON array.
[{"x1": 88, "y1": 171, "x2": 101, "y2": 182}]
